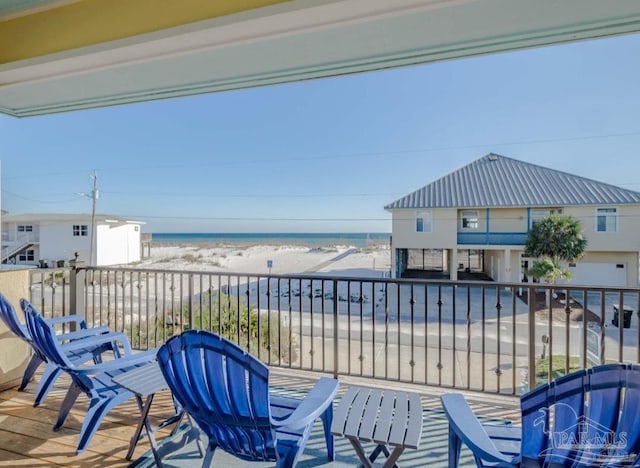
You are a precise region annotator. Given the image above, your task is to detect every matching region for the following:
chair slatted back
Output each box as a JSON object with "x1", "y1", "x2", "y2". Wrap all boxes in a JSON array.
[
  {"x1": 0, "y1": 293, "x2": 31, "y2": 341},
  {"x1": 23, "y1": 304, "x2": 97, "y2": 396},
  {"x1": 521, "y1": 363, "x2": 640, "y2": 466},
  {"x1": 23, "y1": 303, "x2": 75, "y2": 371},
  {"x1": 157, "y1": 330, "x2": 276, "y2": 462},
  {"x1": 1, "y1": 295, "x2": 51, "y2": 365}
]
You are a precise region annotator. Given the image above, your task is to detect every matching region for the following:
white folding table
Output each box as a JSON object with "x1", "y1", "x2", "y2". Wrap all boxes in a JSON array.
[{"x1": 331, "y1": 386, "x2": 423, "y2": 468}]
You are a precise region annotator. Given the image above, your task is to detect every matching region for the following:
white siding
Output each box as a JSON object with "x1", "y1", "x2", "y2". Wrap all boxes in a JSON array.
[
  {"x1": 40, "y1": 222, "x2": 90, "y2": 265},
  {"x1": 96, "y1": 224, "x2": 141, "y2": 265}
]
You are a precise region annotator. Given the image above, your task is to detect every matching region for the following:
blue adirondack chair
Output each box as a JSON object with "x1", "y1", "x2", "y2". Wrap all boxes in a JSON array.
[
  {"x1": 441, "y1": 363, "x2": 640, "y2": 467},
  {"x1": 22, "y1": 301, "x2": 158, "y2": 454},
  {"x1": 157, "y1": 330, "x2": 340, "y2": 468},
  {"x1": 0, "y1": 294, "x2": 118, "y2": 406}
]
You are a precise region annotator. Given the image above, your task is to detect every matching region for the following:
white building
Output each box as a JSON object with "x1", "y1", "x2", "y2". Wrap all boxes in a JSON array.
[{"x1": 1, "y1": 213, "x2": 144, "y2": 267}]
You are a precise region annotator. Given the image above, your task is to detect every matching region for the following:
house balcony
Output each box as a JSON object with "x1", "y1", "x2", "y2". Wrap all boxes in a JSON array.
[
  {"x1": 0, "y1": 364, "x2": 520, "y2": 466},
  {"x1": 2, "y1": 265, "x2": 639, "y2": 465},
  {"x1": 457, "y1": 231, "x2": 529, "y2": 246}
]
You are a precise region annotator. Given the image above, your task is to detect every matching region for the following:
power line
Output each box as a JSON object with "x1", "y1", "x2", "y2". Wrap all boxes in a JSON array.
[
  {"x1": 1, "y1": 189, "x2": 82, "y2": 204},
  {"x1": 99, "y1": 190, "x2": 401, "y2": 199},
  {"x1": 6, "y1": 129, "x2": 640, "y2": 180}
]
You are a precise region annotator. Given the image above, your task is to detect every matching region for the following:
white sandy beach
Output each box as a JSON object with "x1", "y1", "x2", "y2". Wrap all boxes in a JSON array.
[{"x1": 132, "y1": 242, "x2": 392, "y2": 278}]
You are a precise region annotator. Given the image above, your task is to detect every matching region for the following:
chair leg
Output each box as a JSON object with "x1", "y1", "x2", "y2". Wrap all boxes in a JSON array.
[
  {"x1": 448, "y1": 425, "x2": 463, "y2": 468},
  {"x1": 19, "y1": 354, "x2": 43, "y2": 391},
  {"x1": 76, "y1": 396, "x2": 126, "y2": 453},
  {"x1": 201, "y1": 444, "x2": 216, "y2": 467},
  {"x1": 33, "y1": 364, "x2": 62, "y2": 407},
  {"x1": 321, "y1": 405, "x2": 335, "y2": 461},
  {"x1": 76, "y1": 398, "x2": 109, "y2": 453},
  {"x1": 276, "y1": 448, "x2": 298, "y2": 468},
  {"x1": 54, "y1": 383, "x2": 82, "y2": 430}
]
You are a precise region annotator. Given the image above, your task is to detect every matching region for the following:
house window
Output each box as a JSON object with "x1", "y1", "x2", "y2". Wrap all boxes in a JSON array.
[
  {"x1": 73, "y1": 224, "x2": 88, "y2": 236},
  {"x1": 18, "y1": 249, "x2": 34, "y2": 261},
  {"x1": 530, "y1": 208, "x2": 563, "y2": 227},
  {"x1": 461, "y1": 210, "x2": 479, "y2": 229},
  {"x1": 596, "y1": 208, "x2": 617, "y2": 232},
  {"x1": 134, "y1": 226, "x2": 139, "y2": 232},
  {"x1": 416, "y1": 211, "x2": 432, "y2": 233},
  {"x1": 17, "y1": 225, "x2": 33, "y2": 232}
]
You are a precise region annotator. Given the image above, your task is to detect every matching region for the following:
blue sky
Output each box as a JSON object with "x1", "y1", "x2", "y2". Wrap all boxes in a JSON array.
[{"x1": 1, "y1": 33, "x2": 639, "y2": 233}]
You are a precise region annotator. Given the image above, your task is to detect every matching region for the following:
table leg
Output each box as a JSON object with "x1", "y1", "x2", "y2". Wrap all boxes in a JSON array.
[
  {"x1": 369, "y1": 444, "x2": 400, "y2": 468},
  {"x1": 144, "y1": 403, "x2": 163, "y2": 468},
  {"x1": 382, "y1": 446, "x2": 405, "y2": 468},
  {"x1": 347, "y1": 437, "x2": 375, "y2": 468},
  {"x1": 126, "y1": 394, "x2": 154, "y2": 460},
  {"x1": 126, "y1": 393, "x2": 164, "y2": 467},
  {"x1": 185, "y1": 413, "x2": 205, "y2": 457},
  {"x1": 369, "y1": 444, "x2": 390, "y2": 462}
]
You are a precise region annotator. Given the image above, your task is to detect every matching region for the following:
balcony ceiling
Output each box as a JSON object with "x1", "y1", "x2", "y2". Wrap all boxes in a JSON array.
[{"x1": 2, "y1": 0, "x2": 640, "y2": 117}]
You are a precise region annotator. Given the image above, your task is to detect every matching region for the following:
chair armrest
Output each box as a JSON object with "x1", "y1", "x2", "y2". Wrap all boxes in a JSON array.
[
  {"x1": 440, "y1": 393, "x2": 519, "y2": 466},
  {"x1": 271, "y1": 377, "x2": 339, "y2": 431},
  {"x1": 56, "y1": 326, "x2": 111, "y2": 342},
  {"x1": 60, "y1": 332, "x2": 133, "y2": 355},
  {"x1": 75, "y1": 349, "x2": 158, "y2": 374},
  {"x1": 45, "y1": 314, "x2": 87, "y2": 329}
]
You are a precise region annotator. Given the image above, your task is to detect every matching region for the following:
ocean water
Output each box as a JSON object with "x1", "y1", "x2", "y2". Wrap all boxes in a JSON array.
[{"x1": 151, "y1": 232, "x2": 390, "y2": 247}]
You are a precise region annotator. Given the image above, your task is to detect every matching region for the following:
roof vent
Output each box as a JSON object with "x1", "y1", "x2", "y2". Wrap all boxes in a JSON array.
[{"x1": 487, "y1": 154, "x2": 498, "y2": 161}]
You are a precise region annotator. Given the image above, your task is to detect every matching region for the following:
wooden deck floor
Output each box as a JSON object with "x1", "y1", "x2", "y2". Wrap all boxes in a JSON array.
[{"x1": 0, "y1": 368, "x2": 521, "y2": 467}]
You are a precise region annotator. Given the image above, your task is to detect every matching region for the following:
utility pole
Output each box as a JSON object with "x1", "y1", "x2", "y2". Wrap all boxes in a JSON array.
[{"x1": 89, "y1": 171, "x2": 98, "y2": 266}]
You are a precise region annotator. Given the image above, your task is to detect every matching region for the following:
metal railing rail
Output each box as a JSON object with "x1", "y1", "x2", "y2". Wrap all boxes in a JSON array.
[{"x1": 28, "y1": 266, "x2": 640, "y2": 395}]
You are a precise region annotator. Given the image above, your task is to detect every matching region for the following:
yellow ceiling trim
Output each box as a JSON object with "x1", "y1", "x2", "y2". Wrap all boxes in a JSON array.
[{"x1": 0, "y1": 0, "x2": 291, "y2": 64}]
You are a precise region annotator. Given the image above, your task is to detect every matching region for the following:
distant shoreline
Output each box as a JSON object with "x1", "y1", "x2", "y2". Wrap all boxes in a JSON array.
[{"x1": 149, "y1": 232, "x2": 391, "y2": 248}]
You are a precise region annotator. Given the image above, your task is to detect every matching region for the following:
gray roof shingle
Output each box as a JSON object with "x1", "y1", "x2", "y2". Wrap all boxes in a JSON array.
[{"x1": 385, "y1": 153, "x2": 640, "y2": 209}]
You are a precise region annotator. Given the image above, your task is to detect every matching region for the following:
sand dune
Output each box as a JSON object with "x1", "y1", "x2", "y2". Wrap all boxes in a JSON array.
[{"x1": 132, "y1": 242, "x2": 392, "y2": 278}]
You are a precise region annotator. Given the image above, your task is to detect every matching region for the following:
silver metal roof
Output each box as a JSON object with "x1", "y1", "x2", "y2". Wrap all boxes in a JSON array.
[{"x1": 385, "y1": 154, "x2": 640, "y2": 209}]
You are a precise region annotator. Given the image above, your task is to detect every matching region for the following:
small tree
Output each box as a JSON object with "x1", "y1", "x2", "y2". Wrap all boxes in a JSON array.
[{"x1": 524, "y1": 215, "x2": 587, "y2": 305}]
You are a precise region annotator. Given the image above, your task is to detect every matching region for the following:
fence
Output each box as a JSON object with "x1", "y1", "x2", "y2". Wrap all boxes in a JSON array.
[{"x1": 28, "y1": 266, "x2": 640, "y2": 395}]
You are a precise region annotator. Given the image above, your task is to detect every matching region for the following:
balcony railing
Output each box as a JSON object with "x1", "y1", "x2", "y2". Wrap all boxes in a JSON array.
[
  {"x1": 457, "y1": 231, "x2": 528, "y2": 245},
  {"x1": 28, "y1": 266, "x2": 640, "y2": 396}
]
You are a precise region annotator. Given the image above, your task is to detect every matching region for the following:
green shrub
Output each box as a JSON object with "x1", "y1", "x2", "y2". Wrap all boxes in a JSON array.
[
  {"x1": 535, "y1": 355, "x2": 581, "y2": 386},
  {"x1": 156, "y1": 290, "x2": 297, "y2": 364}
]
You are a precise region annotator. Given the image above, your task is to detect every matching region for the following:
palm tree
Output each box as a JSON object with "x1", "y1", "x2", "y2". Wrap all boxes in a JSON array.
[{"x1": 524, "y1": 215, "x2": 587, "y2": 306}]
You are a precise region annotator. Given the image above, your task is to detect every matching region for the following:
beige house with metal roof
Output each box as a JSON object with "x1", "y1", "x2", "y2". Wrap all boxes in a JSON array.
[
  {"x1": 385, "y1": 154, "x2": 640, "y2": 287},
  {"x1": 1, "y1": 213, "x2": 144, "y2": 267}
]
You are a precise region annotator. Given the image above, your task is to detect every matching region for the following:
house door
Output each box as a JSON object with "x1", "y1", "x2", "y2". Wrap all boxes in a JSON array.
[{"x1": 521, "y1": 260, "x2": 529, "y2": 282}]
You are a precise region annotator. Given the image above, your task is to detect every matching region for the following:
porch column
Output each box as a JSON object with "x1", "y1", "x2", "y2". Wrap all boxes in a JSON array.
[
  {"x1": 504, "y1": 248, "x2": 512, "y2": 282},
  {"x1": 449, "y1": 249, "x2": 458, "y2": 281}
]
